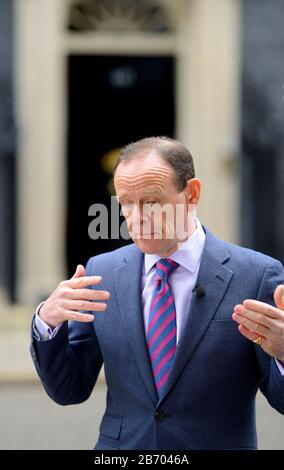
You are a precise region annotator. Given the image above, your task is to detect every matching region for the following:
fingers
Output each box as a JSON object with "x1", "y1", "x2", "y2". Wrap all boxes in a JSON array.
[
  {"x1": 232, "y1": 309, "x2": 270, "y2": 338},
  {"x1": 233, "y1": 305, "x2": 277, "y2": 330},
  {"x1": 237, "y1": 324, "x2": 266, "y2": 343},
  {"x1": 69, "y1": 288, "x2": 110, "y2": 301},
  {"x1": 63, "y1": 300, "x2": 108, "y2": 312},
  {"x1": 242, "y1": 299, "x2": 281, "y2": 319},
  {"x1": 66, "y1": 276, "x2": 103, "y2": 289},
  {"x1": 232, "y1": 293, "x2": 284, "y2": 360},
  {"x1": 72, "y1": 264, "x2": 86, "y2": 279},
  {"x1": 236, "y1": 312, "x2": 284, "y2": 362},
  {"x1": 39, "y1": 269, "x2": 110, "y2": 327},
  {"x1": 233, "y1": 306, "x2": 284, "y2": 340},
  {"x1": 64, "y1": 310, "x2": 95, "y2": 322},
  {"x1": 233, "y1": 301, "x2": 284, "y2": 337}
]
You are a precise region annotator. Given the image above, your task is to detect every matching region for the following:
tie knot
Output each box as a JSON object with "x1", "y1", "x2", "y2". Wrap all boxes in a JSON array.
[{"x1": 155, "y1": 258, "x2": 178, "y2": 281}]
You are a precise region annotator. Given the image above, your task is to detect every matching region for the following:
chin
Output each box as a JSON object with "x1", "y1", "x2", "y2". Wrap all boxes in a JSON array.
[{"x1": 134, "y1": 238, "x2": 169, "y2": 255}]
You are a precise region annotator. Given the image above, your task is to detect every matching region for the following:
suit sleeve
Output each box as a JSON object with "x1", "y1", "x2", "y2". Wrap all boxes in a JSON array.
[
  {"x1": 30, "y1": 258, "x2": 103, "y2": 405},
  {"x1": 255, "y1": 260, "x2": 284, "y2": 414}
]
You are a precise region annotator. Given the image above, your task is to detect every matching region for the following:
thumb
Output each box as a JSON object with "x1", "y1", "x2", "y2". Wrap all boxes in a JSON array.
[
  {"x1": 72, "y1": 264, "x2": 85, "y2": 279},
  {"x1": 274, "y1": 284, "x2": 284, "y2": 311}
]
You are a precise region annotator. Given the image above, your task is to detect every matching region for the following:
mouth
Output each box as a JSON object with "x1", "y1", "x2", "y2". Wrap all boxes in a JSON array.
[{"x1": 133, "y1": 233, "x2": 162, "y2": 240}]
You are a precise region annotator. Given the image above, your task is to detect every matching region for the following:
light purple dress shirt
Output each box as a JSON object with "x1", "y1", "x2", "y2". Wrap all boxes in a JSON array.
[{"x1": 141, "y1": 217, "x2": 205, "y2": 344}]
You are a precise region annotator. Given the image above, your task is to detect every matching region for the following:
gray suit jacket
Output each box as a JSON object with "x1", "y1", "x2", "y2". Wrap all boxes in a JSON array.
[{"x1": 30, "y1": 227, "x2": 284, "y2": 449}]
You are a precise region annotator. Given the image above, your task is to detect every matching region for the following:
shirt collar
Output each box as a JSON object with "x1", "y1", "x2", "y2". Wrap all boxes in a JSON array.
[{"x1": 144, "y1": 217, "x2": 206, "y2": 275}]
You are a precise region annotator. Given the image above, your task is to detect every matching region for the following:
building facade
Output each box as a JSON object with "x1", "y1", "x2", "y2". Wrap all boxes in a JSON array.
[{"x1": 12, "y1": 0, "x2": 241, "y2": 306}]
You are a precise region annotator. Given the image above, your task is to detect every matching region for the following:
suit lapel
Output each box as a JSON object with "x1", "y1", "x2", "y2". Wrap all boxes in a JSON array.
[
  {"x1": 114, "y1": 246, "x2": 158, "y2": 405},
  {"x1": 159, "y1": 230, "x2": 233, "y2": 403}
]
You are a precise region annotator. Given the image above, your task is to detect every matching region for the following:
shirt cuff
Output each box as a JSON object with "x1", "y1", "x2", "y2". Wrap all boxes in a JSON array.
[
  {"x1": 34, "y1": 302, "x2": 63, "y2": 341},
  {"x1": 274, "y1": 358, "x2": 284, "y2": 376}
]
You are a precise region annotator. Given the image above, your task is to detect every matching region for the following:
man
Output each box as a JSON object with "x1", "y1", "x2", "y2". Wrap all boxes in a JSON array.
[{"x1": 30, "y1": 137, "x2": 284, "y2": 450}]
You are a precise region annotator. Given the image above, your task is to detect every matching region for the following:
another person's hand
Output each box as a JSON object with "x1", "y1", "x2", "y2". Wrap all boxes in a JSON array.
[
  {"x1": 38, "y1": 265, "x2": 110, "y2": 328},
  {"x1": 232, "y1": 285, "x2": 284, "y2": 363}
]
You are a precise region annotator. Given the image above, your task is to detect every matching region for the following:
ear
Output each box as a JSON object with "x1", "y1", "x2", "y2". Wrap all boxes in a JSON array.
[{"x1": 185, "y1": 178, "x2": 201, "y2": 204}]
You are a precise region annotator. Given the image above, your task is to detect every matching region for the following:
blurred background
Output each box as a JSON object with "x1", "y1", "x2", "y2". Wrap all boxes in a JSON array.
[{"x1": 0, "y1": 0, "x2": 284, "y2": 449}]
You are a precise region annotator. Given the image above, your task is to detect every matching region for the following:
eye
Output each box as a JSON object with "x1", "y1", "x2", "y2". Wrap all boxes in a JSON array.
[
  {"x1": 120, "y1": 202, "x2": 134, "y2": 216},
  {"x1": 144, "y1": 201, "x2": 157, "y2": 206},
  {"x1": 119, "y1": 199, "x2": 131, "y2": 207}
]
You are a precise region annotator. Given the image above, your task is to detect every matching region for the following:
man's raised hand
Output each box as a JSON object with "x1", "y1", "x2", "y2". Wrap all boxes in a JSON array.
[
  {"x1": 38, "y1": 264, "x2": 110, "y2": 328},
  {"x1": 232, "y1": 284, "x2": 284, "y2": 363}
]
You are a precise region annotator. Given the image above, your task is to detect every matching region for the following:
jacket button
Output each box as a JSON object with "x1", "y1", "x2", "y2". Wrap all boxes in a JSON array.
[{"x1": 154, "y1": 410, "x2": 165, "y2": 421}]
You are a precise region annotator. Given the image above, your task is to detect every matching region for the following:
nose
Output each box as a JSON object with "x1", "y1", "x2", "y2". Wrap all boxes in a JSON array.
[
  {"x1": 131, "y1": 204, "x2": 143, "y2": 228},
  {"x1": 130, "y1": 204, "x2": 153, "y2": 238}
]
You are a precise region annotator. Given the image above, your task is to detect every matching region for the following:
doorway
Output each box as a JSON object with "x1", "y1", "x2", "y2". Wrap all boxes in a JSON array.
[{"x1": 67, "y1": 54, "x2": 175, "y2": 275}]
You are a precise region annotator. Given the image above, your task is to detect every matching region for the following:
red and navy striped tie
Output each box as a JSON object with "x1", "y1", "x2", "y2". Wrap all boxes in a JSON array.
[{"x1": 147, "y1": 258, "x2": 178, "y2": 399}]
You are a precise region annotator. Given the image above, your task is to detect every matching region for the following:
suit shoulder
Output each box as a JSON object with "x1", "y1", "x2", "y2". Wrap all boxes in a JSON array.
[
  {"x1": 216, "y1": 238, "x2": 284, "y2": 284},
  {"x1": 85, "y1": 243, "x2": 139, "y2": 274},
  {"x1": 207, "y1": 230, "x2": 284, "y2": 288},
  {"x1": 224, "y1": 240, "x2": 282, "y2": 268},
  {"x1": 205, "y1": 226, "x2": 282, "y2": 270}
]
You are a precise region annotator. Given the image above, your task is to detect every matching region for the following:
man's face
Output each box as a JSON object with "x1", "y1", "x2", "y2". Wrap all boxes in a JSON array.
[{"x1": 114, "y1": 152, "x2": 200, "y2": 256}]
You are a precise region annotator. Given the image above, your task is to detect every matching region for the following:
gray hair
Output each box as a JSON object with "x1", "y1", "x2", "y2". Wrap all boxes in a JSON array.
[{"x1": 114, "y1": 136, "x2": 195, "y2": 191}]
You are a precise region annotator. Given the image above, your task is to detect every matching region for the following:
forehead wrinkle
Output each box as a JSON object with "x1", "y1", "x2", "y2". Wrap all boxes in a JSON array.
[
  {"x1": 114, "y1": 162, "x2": 175, "y2": 196},
  {"x1": 115, "y1": 161, "x2": 173, "y2": 177},
  {"x1": 115, "y1": 180, "x2": 168, "y2": 196},
  {"x1": 116, "y1": 183, "x2": 165, "y2": 198},
  {"x1": 115, "y1": 169, "x2": 172, "y2": 188}
]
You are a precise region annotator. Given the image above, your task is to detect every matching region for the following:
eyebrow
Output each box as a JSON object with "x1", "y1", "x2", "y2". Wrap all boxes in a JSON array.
[
  {"x1": 142, "y1": 189, "x2": 162, "y2": 196},
  {"x1": 117, "y1": 194, "x2": 130, "y2": 201},
  {"x1": 117, "y1": 189, "x2": 162, "y2": 200}
]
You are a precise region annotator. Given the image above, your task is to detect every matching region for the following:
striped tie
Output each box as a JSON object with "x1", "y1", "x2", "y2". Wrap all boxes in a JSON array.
[{"x1": 147, "y1": 258, "x2": 178, "y2": 399}]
